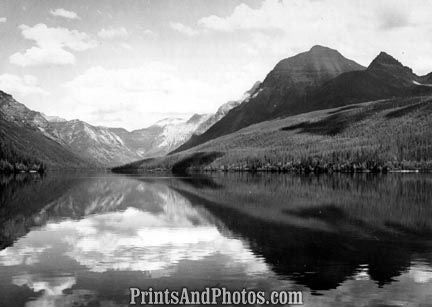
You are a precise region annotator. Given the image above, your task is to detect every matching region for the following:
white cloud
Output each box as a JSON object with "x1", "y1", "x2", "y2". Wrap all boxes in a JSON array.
[
  {"x1": 0, "y1": 185, "x2": 268, "y2": 276},
  {"x1": 12, "y1": 273, "x2": 78, "y2": 306},
  {"x1": 10, "y1": 23, "x2": 97, "y2": 67},
  {"x1": 10, "y1": 47, "x2": 76, "y2": 66},
  {"x1": 119, "y1": 42, "x2": 133, "y2": 50},
  {"x1": 195, "y1": 0, "x2": 432, "y2": 74},
  {"x1": 0, "y1": 17, "x2": 6, "y2": 23},
  {"x1": 97, "y1": 27, "x2": 129, "y2": 39},
  {"x1": 61, "y1": 62, "x2": 256, "y2": 129},
  {"x1": 142, "y1": 29, "x2": 158, "y2": 38},
  {"x1": 169, "y1": 22, "x2": 199, "y2": 36},
  {"x1": 0, "y1": 74, "x2": 49, "y2": 97},
  {"x1": 0, "y1": 182, "x2": 268, "y2": 276},
  {"x1": 197, "y1": 0, "x2": 395, "y2": 32},
  {"x1": 50, "y1": 8, "x2": 80, "y2": 20}
]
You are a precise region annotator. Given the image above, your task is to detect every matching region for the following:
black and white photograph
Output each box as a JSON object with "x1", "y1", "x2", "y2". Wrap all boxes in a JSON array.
[{"x1": 1, "y1": 0, "x2": 432, "y2": 306}]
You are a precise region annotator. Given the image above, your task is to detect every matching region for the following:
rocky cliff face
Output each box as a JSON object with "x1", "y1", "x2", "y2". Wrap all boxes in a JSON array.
[
  {"x1": 0, "y1": 91, "x2": 49, "y2": 131},
  {"x1": 0, "y1": 91, "x2": 91, "y2": 170},
  {"x1": 46, "y1": 120, "x2": 142, "y2": 166}
]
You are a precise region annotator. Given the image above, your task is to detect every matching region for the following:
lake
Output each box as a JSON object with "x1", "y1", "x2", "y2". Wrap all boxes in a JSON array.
[{"x1": 0, "y1": 172, "x2": 432, "y2": 306}]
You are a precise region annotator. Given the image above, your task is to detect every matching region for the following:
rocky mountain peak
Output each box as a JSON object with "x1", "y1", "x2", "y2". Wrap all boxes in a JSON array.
[
  {"x1": 308, "y1": 45, "x2": 340, "y2": 55},
  {"x1": 41, "y1": 113, "x2": 67, "y2": 123},
  {"x1": 0, "y1": 91, "x2": 48, "y2": 129},
  {"x1": 367, "y1": 52, "x2": 414, "y2": 76},
  {"x1": 186, "y1": 114, "x2": 208, "y2": 124},
  {"x1": 263, "y1": 46, "x2": 365, "y2": 92}
]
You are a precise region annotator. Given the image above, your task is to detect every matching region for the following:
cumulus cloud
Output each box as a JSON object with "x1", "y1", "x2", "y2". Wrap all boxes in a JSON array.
[
  {"x1": 0, "y1": 74, "x2": 49, "y2": 97},
  {"x1": 97, "y1": 26, "x2": 129, "y2": 39},
  {"x1": 192, "y1": 0, "x2": 432, "y2": 74},
  {"x1": 196, "y1": 0, "x2": 420, "y2": 33},
  {"x1": 10, "y1": 47, "x2": 76, "y2": 66},
  {"x1": 50, "y1": 191, "x2": 268, "y2": 274},
  {"x1": 0, "y1": 17, "x2": 6, "y2": 23},
  {"x1": 169, "y1": 22, "x2": 199, "y2": 36},
  {"x1": 142, "y1": 29, "x2": 158, "y2": 38},
  {"x1": 10, "y1": 23, "x2": 97, "y2": 66},
  {"x1": 0, "y1": 182, "x2": 268, "y2": 276},
  {"x1": 61, "y1": 61, "x2": 254, "y2": 129},
  {"x1": 50, "y1": 8, "x2": 80, "y2": 20}
]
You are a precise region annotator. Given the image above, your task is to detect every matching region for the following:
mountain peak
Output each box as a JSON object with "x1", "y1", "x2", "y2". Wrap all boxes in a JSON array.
[
  {"x1": 308, "y1": 45, "x2": 339, "y2": 54},
  {"x1": 367, "y1": 52, "x2": 412, "y2": 73},
  {"x1": 263, "y1": 46, "x2": 365, "y2": 92},
  {"x1": 186, "y1": 113, "x2": 206, "y2": 124},
  {"x1": 154, "y1": 117, "x2": 185, "y2": 127},
  {"x1": 41, "y1": 113, "x2": 67, "y2": 123},
  {"x1": 0, "y1": 90, "x2": 13, "y2": 99}
]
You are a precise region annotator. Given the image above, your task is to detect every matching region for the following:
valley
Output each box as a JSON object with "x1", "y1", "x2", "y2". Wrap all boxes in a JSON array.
[
  {"x1": 2, "y1": 46, "x2": 432, "y2": 174},
  {"x1": 113, "y1": 95, "x2": 432, "y2": 173}
]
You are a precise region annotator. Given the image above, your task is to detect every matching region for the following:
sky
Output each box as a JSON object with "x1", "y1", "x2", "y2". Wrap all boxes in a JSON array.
[{"x1": 0, "y1": 0, "x2": 432, "y2": 130}]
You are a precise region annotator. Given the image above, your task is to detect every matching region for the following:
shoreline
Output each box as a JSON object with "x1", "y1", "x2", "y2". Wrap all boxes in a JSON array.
[{"x1": 111, "y1": 165, "x2": 432, "y2": 175}]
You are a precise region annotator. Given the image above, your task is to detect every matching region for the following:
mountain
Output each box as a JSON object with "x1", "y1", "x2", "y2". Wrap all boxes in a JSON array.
[
  {"x1": 419, "y1": 72, "x2": 432, "y2": 86},
  {"x1": 172, "y1": 48, "x2": 432, "y2": 154},
  {"x1": 114, "y1": 95, "x2": 432, "y2": 174},
  {"x1": 41, "y1": 113, "x2": 67, "y2": 123},
  {"x1": 172, "y1": 45, "x2": 366, "y2": 153},
  {"x1": 122, "y1": 114, "x2": 212, "y2": 159},
  {"x1": 0, "y1": 91, "x2": 91, "y2": 172},
  {"x1": 46, "y1": 120, "x2": 142, "y2": 166},
  {"x1": 41, "y1": 113, "x2": 213, "y2": 167},
  {"x1": 0, "y1": 87, "x2": 238, "y2": 168},
  {"x1": 0, "y1": 91, "x2": 49, "y2": 131},
  {"x1": 38, "y1": 81, "x2": 263, "y2": 166},
  {"x1": 304, "y1": 52, "x2": 432, "y2": 111},
  {"x1": 194, "y1": 81, "x2": 261, "y2": 135},
  {"x1": 263, "y1": 45, "x2": 364, "y2": 93}
]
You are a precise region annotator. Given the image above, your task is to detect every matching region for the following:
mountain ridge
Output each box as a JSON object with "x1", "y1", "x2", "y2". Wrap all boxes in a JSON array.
[
  {"x1": 0, "y1": 87, "x2": 243, "y2": 168},
  {"x1": 172, "y1": 48, "x2": 432, "y2": 154},
  {"x1": 3, "y1": 45, "x2": 432, "y2": 171},
  {"x1": 114, "y1": 95, "x2": 432, "y2": 174},
  {"x1": 0, "y1": 91, "x2": 92, "y2": 171},
  {"x1": 172, "y1": 45, "x2": 367, "y2": 154}
]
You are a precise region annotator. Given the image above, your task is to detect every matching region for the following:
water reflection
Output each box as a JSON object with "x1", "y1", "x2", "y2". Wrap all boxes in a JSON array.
[
  {"x1": 0, "y1": 173, "x2": 432, "y2": 306},
  {"x1": 0, "y1": 174, "x2": 276, "y2": 306},
  {"x1": 170, "y1": 174, "x2": 432, "y2": 290}
]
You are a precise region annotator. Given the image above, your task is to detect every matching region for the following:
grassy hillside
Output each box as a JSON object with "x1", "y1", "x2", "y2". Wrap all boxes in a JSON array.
[
  {"x1": 113, "y1": 95, "x2": 432, "y2": 173},
  {"x1": 0, "y1": 117, "x2": 92, "y2": 173}
]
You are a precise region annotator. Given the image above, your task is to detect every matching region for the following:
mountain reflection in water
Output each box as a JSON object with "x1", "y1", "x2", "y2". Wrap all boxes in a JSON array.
[{"x1": 0, "y1": 172, "x2": 432, "y2": 306}]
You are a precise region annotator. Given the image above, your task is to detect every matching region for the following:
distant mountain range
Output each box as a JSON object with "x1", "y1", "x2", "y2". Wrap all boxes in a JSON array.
[
  {"x1": 0, "y1": 84, "x2": 246, "y2": 169},
  {"x1": 172, "y1": 46, "x2": 432, "y2": 153},
  {"x1": 2, "y1": 45, "x2": 432, "y2": 172}
]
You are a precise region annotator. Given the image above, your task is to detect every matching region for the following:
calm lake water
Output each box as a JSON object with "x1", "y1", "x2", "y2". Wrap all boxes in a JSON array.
[{"x1": 0, "y1": 172, "x2": 432, "y2": 306}]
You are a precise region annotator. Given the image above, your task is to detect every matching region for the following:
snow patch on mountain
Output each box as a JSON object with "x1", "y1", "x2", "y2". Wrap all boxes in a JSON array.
[
  {"x1": 413, "y1": 80, "x2": 432, "y2": 87},
  {"x1": 158, "y1": 114, "x2": 212, "y2": 149},
  {"x1": 0, "y1": 81, "x2": 263, "y2": 166},
  {"x1": 41, "y1": 113, "x2": 67, "y2": 123},
  {"x1": 154, "y1": 117, "x2": 188, "y2": 127}
]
